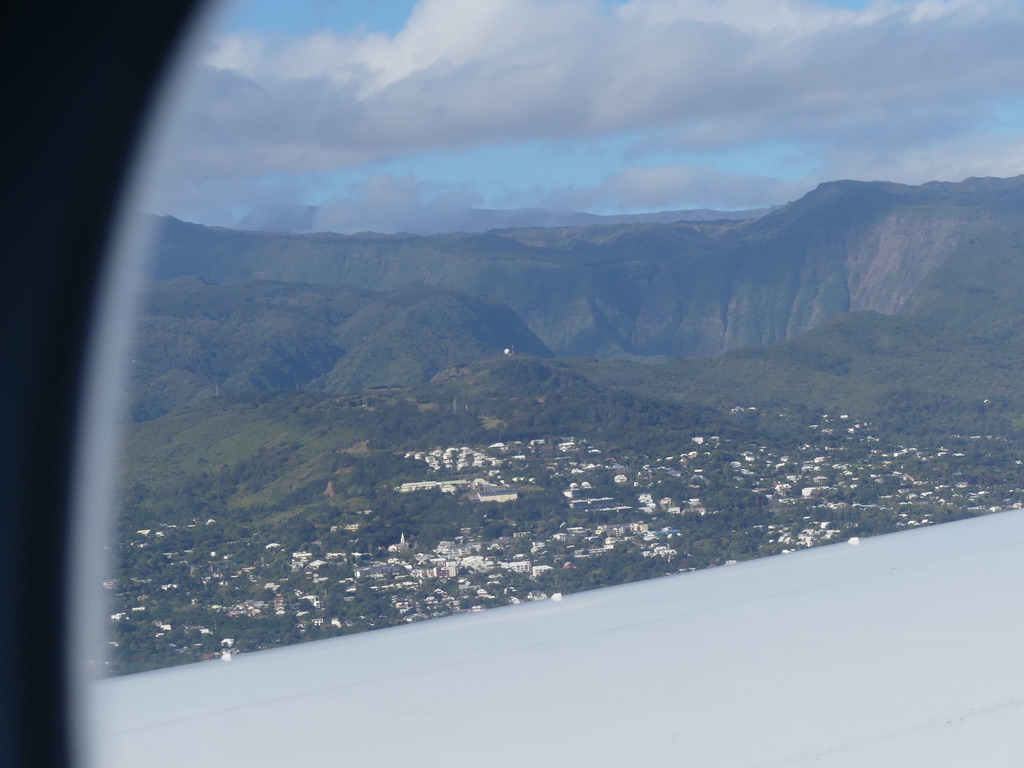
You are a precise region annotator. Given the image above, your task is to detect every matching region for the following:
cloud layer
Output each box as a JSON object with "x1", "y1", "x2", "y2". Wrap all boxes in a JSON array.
[{"x1": 149, "y1": 0, "x2": 1024, "y2": 232}]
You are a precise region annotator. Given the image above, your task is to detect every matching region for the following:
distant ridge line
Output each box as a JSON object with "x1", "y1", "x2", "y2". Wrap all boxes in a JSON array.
[{"x1": 233, "y1": 204, "x2": 774, "y2": 235}]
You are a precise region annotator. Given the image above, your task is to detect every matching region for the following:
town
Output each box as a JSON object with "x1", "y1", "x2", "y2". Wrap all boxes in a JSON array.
[{"x1": 107, "y1": 410, "x2": 1024, "y2": 673}]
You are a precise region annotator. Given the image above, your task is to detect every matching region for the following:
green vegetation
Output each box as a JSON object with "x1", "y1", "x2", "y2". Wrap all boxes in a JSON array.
[
  {"x1": 149, "y1": 175, "x2": 1024, "y2": 358},
  {"x1": 112, "y1": 386, "x2": 1024, "y2": 674},
  {"x1": 129, "y1": 279, "x2": 550, "y2": 420},
  {"x1": 109, "y1": 175, "x2": 1024, "y2": 674}
]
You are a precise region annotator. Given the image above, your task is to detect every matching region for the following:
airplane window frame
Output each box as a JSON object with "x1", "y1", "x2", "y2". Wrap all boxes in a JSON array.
[
  {"x1": 3, "y1": 3, "x2": 202, "y2": 766},
  {"x1": 10, "y1": 3, "x2": 1020, "y2": 766}
]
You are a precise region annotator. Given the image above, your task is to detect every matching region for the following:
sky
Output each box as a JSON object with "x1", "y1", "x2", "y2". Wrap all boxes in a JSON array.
[{"x1": 146, "y1": 0, "x2": 1024, "y2": 233}]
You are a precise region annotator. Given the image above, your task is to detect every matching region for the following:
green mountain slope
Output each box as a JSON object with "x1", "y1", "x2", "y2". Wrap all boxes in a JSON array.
[
  {"x1": 130, "y1": 279, "x2": 363, "y2": 420},
  {"x1": 149, "y1": 175, "x2": 1024, "y2": 358},
  {"x1": 129, "y1": 278, "x2": 551, "y2": 420},
  {"x1": 318, "y1": 284, "x2": 552, "y2": 392},
  {"x1": 570, "y1": 209, "x2": 1024, "y2": 439}
]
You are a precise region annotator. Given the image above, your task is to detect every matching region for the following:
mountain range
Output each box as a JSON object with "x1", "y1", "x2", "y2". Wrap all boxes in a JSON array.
[
  {"x1": 114, "y1": 174, "x2": 1024, "y2": 676},
  {"x1": 232, "y1": 203, "x2": 772, "y2": 235},
  {"x1": 134, "y1": 174, "x2": 1024, "y2": 431},
  {"x1": 150, "y1": 175, "x2": 1024, "y2": 359}
]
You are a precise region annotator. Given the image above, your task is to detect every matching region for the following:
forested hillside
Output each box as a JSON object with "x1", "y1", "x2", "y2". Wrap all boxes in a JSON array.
[
  {"x1": 148, "y1": 175, "x2": 1024, "y2": 358},
  {"x1": 111, "y1": 175, "x2": 1024, "y2": 673}
]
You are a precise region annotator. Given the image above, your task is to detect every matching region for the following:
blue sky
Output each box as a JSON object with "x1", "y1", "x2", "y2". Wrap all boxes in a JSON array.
[
  {"x1": 216, "y1": 0, "x2": 894, "y2": 36},
  {"x1": 213, "y1": 0, "x2": 423, "y2": 36},
  {"x1": 151, "y1": 0, "x2": 1024, "y2": 233}
]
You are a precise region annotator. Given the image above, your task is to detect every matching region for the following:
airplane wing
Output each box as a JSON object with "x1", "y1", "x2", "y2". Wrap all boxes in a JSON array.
[{"x1": 93, "y1": 509, "x2": 1024, "y2": 767}]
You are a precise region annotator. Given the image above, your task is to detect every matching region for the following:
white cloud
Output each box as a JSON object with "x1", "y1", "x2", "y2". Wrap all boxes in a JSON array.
[
  {"x1": 543, "y1": 164, "x2": 810, "y2": 211},
  {"x1": 311, "y1": 173, "x2": 482, "y2": 233},
  {"x1": 822, "y1": 132, "x2": 1024, "y2": 186},
  {"x1": 158, "y1": 0, "x2": 1024, "y2": 227}
]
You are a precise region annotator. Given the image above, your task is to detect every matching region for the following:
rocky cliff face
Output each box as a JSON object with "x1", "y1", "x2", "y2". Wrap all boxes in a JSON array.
[
  {"x1": 844, "y1": 215, "x2": 967, "y2": 315},
  {"x1": 150, "y1": 176, "x2": 1024, "y2": 359}
]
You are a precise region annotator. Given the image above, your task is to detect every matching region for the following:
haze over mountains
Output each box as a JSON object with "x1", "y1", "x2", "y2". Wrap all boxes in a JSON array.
[{"x1": 233, "y1": 203, "x2": 773, "y2": 235}]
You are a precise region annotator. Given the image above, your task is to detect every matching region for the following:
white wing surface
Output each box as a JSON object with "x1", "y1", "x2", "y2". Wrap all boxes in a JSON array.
[{"x1": 94, "y1": 510, "x2": 1024, "y2": 767}]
